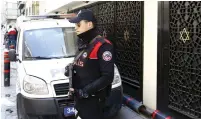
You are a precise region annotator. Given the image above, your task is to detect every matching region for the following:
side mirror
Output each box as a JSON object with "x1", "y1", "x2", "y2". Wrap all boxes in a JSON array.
[{"x1": 8, "y1": 49, "x2": 17, "y2": 61}]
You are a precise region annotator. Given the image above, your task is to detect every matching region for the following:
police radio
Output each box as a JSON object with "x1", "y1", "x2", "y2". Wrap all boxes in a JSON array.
[
  {"x1": 68, "y1": 63, "x2": 74, "y2": 99},
  {"x1": 64, "y1": 63, "x2": 74, "y2": 99}
]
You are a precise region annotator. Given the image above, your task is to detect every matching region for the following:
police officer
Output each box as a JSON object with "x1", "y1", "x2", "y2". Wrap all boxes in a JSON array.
[
  {"x1": 7, "y1": 25, "x2": 17, "y2": 49},
  {"x1": 66, "y1": 9, "x2": 114, "y2": 119}
]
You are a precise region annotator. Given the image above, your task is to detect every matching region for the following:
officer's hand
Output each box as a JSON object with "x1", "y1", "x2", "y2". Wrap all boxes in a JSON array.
[
  {"x1": 69, "y1": 88, "x2": 74, "y2": 92},
  {"x1": 68, "y1": 88, "x2": 74, "y2": 98}
]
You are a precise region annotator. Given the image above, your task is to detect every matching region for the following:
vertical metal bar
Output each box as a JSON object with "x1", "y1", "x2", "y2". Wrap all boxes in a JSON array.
[
  {"x1": 4, "y1": 50, "x2": 10, "y2": 87},
  {"x1": 140, "y1": 1, "x2": 144, "y2": 102},
  {"x1": 68, "y1": 63, "x2": 73, "y2": 99}
]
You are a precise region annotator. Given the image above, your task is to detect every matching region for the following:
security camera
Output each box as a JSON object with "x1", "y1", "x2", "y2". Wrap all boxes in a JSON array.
[{"x1": 83, "y1": 1, "x2": 89, "y2": 3}]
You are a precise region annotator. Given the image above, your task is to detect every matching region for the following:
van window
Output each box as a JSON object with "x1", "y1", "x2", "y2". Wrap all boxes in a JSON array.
[{"x1": 23, "y1": 27, "x2": 78, "y2": 60}]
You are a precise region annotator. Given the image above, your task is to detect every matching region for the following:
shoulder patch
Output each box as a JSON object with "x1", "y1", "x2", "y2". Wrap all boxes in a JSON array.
[
  {"x1": 82, "y1": 52, "x2": 87, "y2": 58},
  {"x1": 102, "y1": 51, "x2": 112, "y2": 61}
]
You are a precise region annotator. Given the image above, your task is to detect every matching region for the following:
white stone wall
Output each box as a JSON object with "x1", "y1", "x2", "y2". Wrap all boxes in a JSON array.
[
  {"x1": 1, "y1": 0, "x2": 18, "y2": 31},
  {"x1": 5, "y1": 1, "x2": 18, "y2": 19}
]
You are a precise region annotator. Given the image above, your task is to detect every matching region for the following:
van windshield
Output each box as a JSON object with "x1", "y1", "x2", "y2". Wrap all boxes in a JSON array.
[{"x1": 23, "y1": 27, "x2": 78, "y2": 60}]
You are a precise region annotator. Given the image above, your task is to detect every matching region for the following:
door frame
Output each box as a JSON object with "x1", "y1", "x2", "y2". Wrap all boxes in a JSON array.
[
  {"x1": 157, "y1": 2, "x2": 195, "y2": 119},
  {"x1": 157, "y1": 1, "x2": 170, "y2": 112}
]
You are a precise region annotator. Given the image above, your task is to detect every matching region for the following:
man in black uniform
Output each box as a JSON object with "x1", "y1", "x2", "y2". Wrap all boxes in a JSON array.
[{"x1": 66, "y1": 9, "x2": 114, "y2": 119}]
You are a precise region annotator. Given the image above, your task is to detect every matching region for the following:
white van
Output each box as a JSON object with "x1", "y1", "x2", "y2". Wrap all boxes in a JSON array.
[{"x1": 9, "y1": 15, "x2": 123, "y2": 119}]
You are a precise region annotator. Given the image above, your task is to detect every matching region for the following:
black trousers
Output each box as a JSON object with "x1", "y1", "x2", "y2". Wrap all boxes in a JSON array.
[{"x1": 75, "y1": 97, "x2": 105, "y2": 119}]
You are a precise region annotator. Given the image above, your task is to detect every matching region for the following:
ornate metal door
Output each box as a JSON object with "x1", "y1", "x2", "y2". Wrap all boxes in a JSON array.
[
  {"x1": 69, "y1": 1, "x2": 144, "y2": 101},
  {"x1": 158, "y1": 1, "x2": 201, "y2": 119}
]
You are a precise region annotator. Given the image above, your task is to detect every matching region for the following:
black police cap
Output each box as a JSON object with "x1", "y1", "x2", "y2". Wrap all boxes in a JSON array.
[{"x1": 68, "y1": 9, "x2": 96, "y2": 23}]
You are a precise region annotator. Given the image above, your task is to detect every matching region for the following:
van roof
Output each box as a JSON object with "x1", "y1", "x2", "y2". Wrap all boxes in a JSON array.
[{"x1": 19, "y1": 19, "x2": 75, "y2": 31}]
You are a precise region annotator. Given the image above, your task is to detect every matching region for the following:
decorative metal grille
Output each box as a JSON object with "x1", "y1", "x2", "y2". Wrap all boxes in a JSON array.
[
  {"x1": 115, "y1": 1, "x2": 142, "y2": 88},
  {"x1": 169, "y1": 1, "x2": 201, "y2": 118},
  {"x1": 96, "y1": 2, "x2": 115, "y2": 39},
  {"x1": 69, "y1": 1, "x2": 143, "y2": 89}
]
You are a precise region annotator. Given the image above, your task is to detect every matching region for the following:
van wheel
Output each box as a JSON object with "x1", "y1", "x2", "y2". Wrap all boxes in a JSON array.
[
  {"x1": 16, "y1": 94, "x2": 56, "y2": 119},
  {"x1": 17, "y1": 94, "x2": 28, "y2": 119}
]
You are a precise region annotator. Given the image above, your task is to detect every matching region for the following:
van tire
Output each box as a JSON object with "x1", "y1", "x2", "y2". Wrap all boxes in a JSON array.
[
  {"x1": 17, "y1": 94, "x2": 28, "y2": 119},
  {"x1": 17, "y1": 94, "x2": 57, "y2": 119}
]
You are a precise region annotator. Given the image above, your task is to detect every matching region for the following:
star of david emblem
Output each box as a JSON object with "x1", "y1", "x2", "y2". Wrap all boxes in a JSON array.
[
  {"x1": 180, "y1": 28, "x2": 190, "y2": 43},
  {"x1": 103, "y1": 30, "x2": 107, "y2": 37},
  {"x1": 124, "y1": 30, "x2": 129, "y2": 41}
]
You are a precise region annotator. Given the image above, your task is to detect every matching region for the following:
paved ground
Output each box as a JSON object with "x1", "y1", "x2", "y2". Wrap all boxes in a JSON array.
[
  {"x1": 0, "y1": 32, "x2": 146, "y2": 119},
  {"x1": 1, "y1": 66, "x2": 18, "y2": 119},
  {"x1": 1, "y1": 32, "x2": 18, "y2": 119}
]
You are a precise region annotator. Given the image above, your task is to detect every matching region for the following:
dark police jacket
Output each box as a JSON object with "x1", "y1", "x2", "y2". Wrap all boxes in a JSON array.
[{"x1": 72, "y1": 36, "x2": 114, "y2": 98}]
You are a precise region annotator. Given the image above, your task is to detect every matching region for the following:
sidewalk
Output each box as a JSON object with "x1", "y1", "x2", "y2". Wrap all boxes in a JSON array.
[
  {"x1": 1, "y1": 71, "x2": 18, "y2": 119},
  {"x1": 1, "y1": 33, "x2": 18, "y2": 119}
]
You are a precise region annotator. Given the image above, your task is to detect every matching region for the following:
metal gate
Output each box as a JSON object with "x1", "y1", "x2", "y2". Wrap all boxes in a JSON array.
[
  {"x1": 69, "y1": 1, "x2": 144, "y2": 101},
  {"x1": 158, "y1": 1, "x2": 201, "y2": 119}
]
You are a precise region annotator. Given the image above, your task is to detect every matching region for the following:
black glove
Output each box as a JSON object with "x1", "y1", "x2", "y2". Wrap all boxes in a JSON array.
[
  {"x1": 74, "y1": 89, "x2": 89, "y2": 99},
  {"x1": 68, "y1": 90, "x2": 74, "y2": 99},
  {"x1": 64, "y1": 65, "x2": 70, "y2": 77}
]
